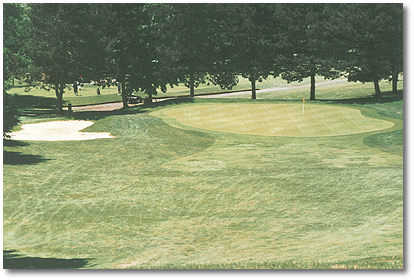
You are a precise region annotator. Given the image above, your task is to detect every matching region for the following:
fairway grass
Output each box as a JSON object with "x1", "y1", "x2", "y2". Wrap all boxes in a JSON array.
[
  {"x1": 151, "y1": 103, "x2": 394, "y2": 137},
  {"x1": 3, "y1": 96, "x2": 403, "y2": 269}
]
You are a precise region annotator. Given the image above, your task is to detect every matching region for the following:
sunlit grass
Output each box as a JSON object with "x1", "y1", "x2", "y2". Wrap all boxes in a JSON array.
[
  {"x1": 3, "y1": 81, "x2": 403, "y2": 269},
  {"x1": 152, "y1": 103, "x2": 394, "y2": 137}
]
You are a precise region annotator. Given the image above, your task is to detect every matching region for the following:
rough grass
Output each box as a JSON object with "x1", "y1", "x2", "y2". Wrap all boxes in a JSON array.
[{"x1": 3, "y1": 81, "x2": 403, "y2": 269}]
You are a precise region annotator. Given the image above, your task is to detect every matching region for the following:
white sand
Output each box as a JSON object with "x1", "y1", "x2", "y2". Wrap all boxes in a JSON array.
[{"x1": 10, "y1": 120, "x2": 115, "y2": 141}]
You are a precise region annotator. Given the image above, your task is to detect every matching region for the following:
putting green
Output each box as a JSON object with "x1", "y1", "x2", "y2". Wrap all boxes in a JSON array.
[{"x1": 151, "y1": 103, "x2": 394, "y2": 137}]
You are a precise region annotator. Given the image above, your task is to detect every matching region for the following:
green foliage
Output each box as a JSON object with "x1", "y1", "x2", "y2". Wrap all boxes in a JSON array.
[
  {"x1": 229, "y1": 5, "x2": 283, "y2": 90},
  {"x1": 9, "y1": 3, "x2": 403, "y2": 109},
  {"x1": 279, "y1": 5, "x2": 343, "y2": 100},
  {"x1": 3, "y1": 3, "x2": 32, "y2": 83},
  {"x1": 2, "y1": 4, "x2": 31, "y2": 137},
  {"x1": 3, "y1": 92, "x2": 20, "y2": 138},
  {"x1": 334, "y1": 4, "x2": 403, "y2": 86}
]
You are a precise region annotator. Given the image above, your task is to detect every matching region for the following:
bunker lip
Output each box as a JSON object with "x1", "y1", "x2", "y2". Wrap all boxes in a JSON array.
[
  {"x1": 151, "y1": 103, "x2": 395, "y2": 137},
  {"x1": 10, "y1": 120, "x2": 115, "y2": 141}
]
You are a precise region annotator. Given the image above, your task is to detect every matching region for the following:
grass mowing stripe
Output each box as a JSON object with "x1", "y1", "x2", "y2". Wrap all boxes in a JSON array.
[{"x1": 4, "y1": 93, "x2": 403, "y2": 269}]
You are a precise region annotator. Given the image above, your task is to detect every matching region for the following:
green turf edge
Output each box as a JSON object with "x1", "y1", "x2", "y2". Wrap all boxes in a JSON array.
[{"x1": 147, "y1": 100, "x2": 402, "y2": 140}]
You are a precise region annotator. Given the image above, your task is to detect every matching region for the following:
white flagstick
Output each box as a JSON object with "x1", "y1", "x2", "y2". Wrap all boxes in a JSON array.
[{"x1": 302, "y1": 97, "x2": 305, "y2": 114}]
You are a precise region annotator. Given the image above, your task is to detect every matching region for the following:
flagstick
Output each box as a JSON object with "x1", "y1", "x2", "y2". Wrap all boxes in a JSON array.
[{"x1": 302, "y1": 97, "x2": 305, "y2": 114}]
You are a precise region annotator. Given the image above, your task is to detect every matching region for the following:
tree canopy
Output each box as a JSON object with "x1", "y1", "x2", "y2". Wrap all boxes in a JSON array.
[{"x1": 3, "y1": 3, "x2": 404, "y2": 115}]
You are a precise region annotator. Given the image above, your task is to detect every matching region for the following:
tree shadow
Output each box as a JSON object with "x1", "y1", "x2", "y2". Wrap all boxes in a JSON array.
[
  {"x1": 3, "y1": 250, "x2": 92, "y2": 269},
  {"x1": 3, "y1": 151, "x2": 52, "y2": 165},
  {"x1": 3, "y1": 139, "x2": 29, "y2": 147},
  {"x1": 8, "y1": 94, "x2": 57, "y2": 109},
  {"x1": 18, "y1": 108, "x2": 58, "y2": 119},
  {"x1": 6, "y1": 93, "x2": 59, "y2": 119}
]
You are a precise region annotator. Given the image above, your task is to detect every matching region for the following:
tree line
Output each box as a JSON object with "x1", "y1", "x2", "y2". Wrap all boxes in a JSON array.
[{"x1": 4, "y1": 3, "x2": 403, "y2": 113}]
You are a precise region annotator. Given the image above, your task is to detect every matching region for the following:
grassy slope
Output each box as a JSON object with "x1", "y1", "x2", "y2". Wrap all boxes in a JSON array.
[{"x1": 3, "y1": 81, "x2": 403, "y2": 269}]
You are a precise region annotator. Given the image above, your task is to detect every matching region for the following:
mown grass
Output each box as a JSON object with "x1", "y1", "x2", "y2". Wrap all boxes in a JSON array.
[
  {"x1": 151, "y1": 103, "x2": 394, "y2": 137},
  {"x1": 3, "y1": 81, "x2": 403, "y2": 269}
]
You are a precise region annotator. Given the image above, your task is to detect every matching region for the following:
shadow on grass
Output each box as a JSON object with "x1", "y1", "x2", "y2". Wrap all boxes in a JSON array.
[
  {"x1": 9, "y1": 94, "x2": 57, "y2": 109},
  {"x1": 7, "y1": 93, "x2": 59, "y2": 119},
  {"x1": 18, "y1": 109, "x2": 58, "y2": 119},
  {"x1": 3, "y1": 139, "x2": 29, "y2": 147},
  {"x1": 3, "y1": 250, "x2": 92, "y2": 269},
  {"x1": 318, "y1": 90, "x2": 403, "y2": 104},
  {"x1": 3, "y1": 151, "x2": 52, "y2": 165}
]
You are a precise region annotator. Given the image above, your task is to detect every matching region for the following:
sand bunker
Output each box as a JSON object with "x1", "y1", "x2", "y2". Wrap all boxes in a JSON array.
[{"x1": 10, "y1": 120, "x2": 114, "y2": 141}]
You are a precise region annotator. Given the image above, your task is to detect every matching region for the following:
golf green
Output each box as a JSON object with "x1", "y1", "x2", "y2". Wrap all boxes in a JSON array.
[{"x1": 152, "y1": 103, "x2": 394, "y2": 137}]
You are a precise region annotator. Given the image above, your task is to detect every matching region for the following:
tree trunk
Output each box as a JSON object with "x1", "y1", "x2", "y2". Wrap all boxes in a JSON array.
[
  {"x1": 118, "y1": 40, "x2": 128, "y2": 109},
  {"x1": 310, "y1": 73, "x2": 316, "y2": 101},
  {"x1": 373, "y1": 79, "x2": 381, "y2": 100},
  {"x1": 144, "y1": 92, "x2": 153, "y2": 104},
  {"x1": 251, "y1": 79, "x2": 256, "y2": 100},
  {"x1": 55, "y1": 82, "x2": 64, "y2": 113},
  {"x1": 189, "y1": 75, "x2": 195, "y2": 97},
  {"x1": 392, "y1": 68, "x2": 399, "y2": 97},
  {"x1": 121, "y1": 81, "x2": 128, "y2": 110}
]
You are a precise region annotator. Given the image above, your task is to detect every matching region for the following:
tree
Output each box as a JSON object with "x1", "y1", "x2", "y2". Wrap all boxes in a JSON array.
[
  {"x1": 216, "y1": 4, "x2": 289, "y2": 99},
  {"x1": 379, "y1": 4, "x2": 403, "y2": 97},
  {"x1": 226, "y1": 5, "x2": 276, "y2": 99},
  {"x1": 280, "y1": 4, "x2": 341, "y2": 101},
  {"x1": 3, "y1": 3, "x2": 32, "y2": 87},
  {"x1": 3, "y1": 3, "x2": 31, "y2": 137},
  {"x1": 29, "y1": 4, "x2": 106, "y2": 112},
  {"x1": 161, "y1": 4, "x2": 241, "y2": 97},
  {"x1": 166, "y1": 4, "x2": 211, "y2": 97},
  {"x1": 97, "y1": 4, "x2": 179, "y2": 107},
  {"x1": 334, "y1": 4, "x2": 403, "y2": 99}
]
